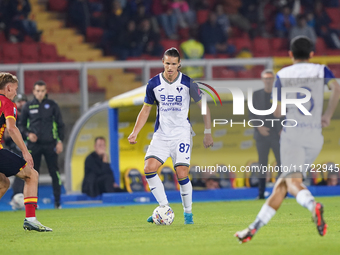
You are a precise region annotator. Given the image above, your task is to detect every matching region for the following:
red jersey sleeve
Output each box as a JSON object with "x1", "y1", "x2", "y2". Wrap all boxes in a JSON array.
[{"x1": 3, "y1": 99, "x2": 17, "y2": 121}]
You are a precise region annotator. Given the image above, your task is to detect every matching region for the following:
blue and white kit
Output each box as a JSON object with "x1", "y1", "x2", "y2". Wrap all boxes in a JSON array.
[
  {"x1": 274, "y1": 63, "x2": 336, "y2": 177},
  {"x1": 144, "y1": 72, "x2": 201, "y2": 167}
]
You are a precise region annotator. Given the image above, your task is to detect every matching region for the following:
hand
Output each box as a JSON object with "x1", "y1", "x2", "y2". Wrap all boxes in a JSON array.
[
  {"x1": 258, "y1": 126, "x2": 270, "y2": 136},
  {"x1": 55, "y1": 141, "x2": 63, "y2": 154},
  {"x1": 113, "y1": 183, "x2": 120, "y2": 188},
  {"x1": 321, "y1": 115, "x2": 331, "y2": 128},
  {"x1": 102, "y1": 153, "x2": 109, "y2": 163},
  {"x1": 128, "y1": 132, "x2": 137, "y2": 144},
  {"x1": 203, "y1": 134, "x2": 213, "y2": 148},
  {"x1": 22, "y1": 151, "x2": 34, "y2": 169},
  {"x1": 28, "y1": 133, "x2": 38, "y2": 142}
]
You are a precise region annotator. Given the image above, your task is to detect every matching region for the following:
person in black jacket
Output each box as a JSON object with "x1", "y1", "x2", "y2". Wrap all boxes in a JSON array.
[
  {"x1": 249, "y1": 69, "x2": 283, "y2": 199},
  {"x1": 19, "y1": 80, "x2": 65, "y2": 209},
  {"x1": 82, "y1": 137, "x2": 123, "y2": 197}
]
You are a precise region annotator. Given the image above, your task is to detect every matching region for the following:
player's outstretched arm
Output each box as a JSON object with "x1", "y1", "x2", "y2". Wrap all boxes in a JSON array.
[
  {"x1": 6, "y1": 118, "x2": 34, "y2": 168},
  {"x1": 322, "y1": 80, "x2": 340, "y2": 127},
  {"x1": 196, "y1": 101, "x2": 213, "y2": 148},
  {"x1": 128, "y1": 104, "x2": 152, "y2": 144}
]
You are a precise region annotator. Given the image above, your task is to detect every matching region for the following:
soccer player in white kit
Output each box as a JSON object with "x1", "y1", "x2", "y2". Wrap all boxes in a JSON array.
[
  {"x1": 128, "y1": 48, "x2": 214, "y2": 224},
  {"x1": 235, "y1": 36, "x2": 340, "y2": 243}
]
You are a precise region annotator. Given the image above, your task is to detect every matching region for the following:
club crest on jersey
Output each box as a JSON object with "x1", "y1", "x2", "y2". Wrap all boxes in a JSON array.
[
  {"x1": 176, "y1": 87, "x2": 183, "y2": 93},
  {"x1": 44, "y1": 104, "x2": 50, "y2": 109}
]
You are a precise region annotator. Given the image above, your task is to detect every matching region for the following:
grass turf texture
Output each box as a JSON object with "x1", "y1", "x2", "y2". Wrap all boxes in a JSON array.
[{"x1": 1, "y1": 196, "x2": 339, "y2": 255}]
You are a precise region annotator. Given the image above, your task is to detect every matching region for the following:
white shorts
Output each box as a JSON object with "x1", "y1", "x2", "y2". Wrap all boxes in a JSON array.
[
  {"x1": 280, "y1": 136, "x2": 323, "y2": 178},
  {"x1": 145, "y1": 136, "x2": 192, "y2": 168}
]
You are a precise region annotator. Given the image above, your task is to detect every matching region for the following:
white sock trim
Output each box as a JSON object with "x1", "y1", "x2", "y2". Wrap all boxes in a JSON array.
[{"x1": 296, "y1": 189, "x2": 315, "y2": 212}]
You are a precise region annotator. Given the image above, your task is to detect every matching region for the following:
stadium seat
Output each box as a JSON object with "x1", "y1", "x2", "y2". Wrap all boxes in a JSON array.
[
  {"x1": 218, "y1": 68, "x2": 237, "y2": 79},
  {"x1": 0, "y1": 31, "x2": 6, "y2": 43},
  {"x1": 315, "y1": 37, "x2": 327, "y2": 55},
  {"x1": 86, "y1": 27, "x2": 104, "y2": 44},
  {"x1": 49, "y1": 0, "x2": 68, "y2": 12},
  {"x1": 196, "y1": 10, "x2": 209, "y2": 25},
  {"x1": 232, "y1": 37, "x2": 252, "y2": 53},
  {"x1": 271, "y1": 38, "x2": 289, "y2": 56},
  {"x1": 160, "y1": 40, "x2": 179, "y2": 51},
  {"x1": 39, "y1": 43, "x2": 59, "y2": 62},
  {"x1": 150, "y1": 67, "x2": 163, "y2": 78},
  {"x1": 237, "y1": 69, "x2": 254, "y2": 78},
  {"x1": 158, "y1": 166, "x2": 179, "y2": 191},
  {"x1": 253, "y1": 37, "x2": 272, "y2": 57},
  {"x1": 41, "y1": 71, "x2": 61, "y2": 92},
  {"x1": 326, "y1": 49, "x2": 340, "y2": 56},
  {"x1": 21, "y1": 43, "x2": 39, "y2": 63},
  {"x1": 24, "y1": 71, "x2": 41, "y2": 92},
  {"x1": 60, "y1": 74, "x2": 79, "y2": 93},
  {"x1": 2, "y1": 43, "x2": 21, "y2": 64},
  {"x1": 88, "y1": 75, "x2": 104, "y2": 92},
  {"x1": 124, "y1": 168, "x2": 148, "y2": 193},
  {"x1": 204, "y1": 54, "x2": 216, "y2": 59},
  {"x1": 252, "y1": 66, "x2": 264, "y2": 78},
  {"x1": 328, "y1": 64, "x2": 340, "y2": 77},
  {"x1": 326, "y1": 8, "x2": 340, "y2": 29}
]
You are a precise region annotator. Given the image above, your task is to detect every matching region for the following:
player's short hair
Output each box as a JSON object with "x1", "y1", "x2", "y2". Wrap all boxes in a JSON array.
[
  {"x1": 163, "y1": 47, "x2": 181, "y2": 62},
  {"x1": 261, "y1": 69, "x2": 275, "y2": 78},
  {"x1": 34, "y1": 80, "x2": 47, "y2": 88},
  {"x1": 95, "y1": 136, "x2": 106, "y2": 144},
  {"x1": 290, "y1": 36, "x2": 313, "y2": 60},
  {"x1": 0, "y1": 72, "x2": 18, "y2": 90}
]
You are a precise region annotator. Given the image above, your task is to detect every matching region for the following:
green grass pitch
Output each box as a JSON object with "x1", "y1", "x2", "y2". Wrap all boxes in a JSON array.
[{"x1": 1, "y1": 196, "x2": 339, "y2": 255}]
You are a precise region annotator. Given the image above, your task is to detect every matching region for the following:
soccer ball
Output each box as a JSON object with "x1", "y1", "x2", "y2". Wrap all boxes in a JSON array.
[
  {"x1": 152, "y1": 205, "x2": 175, "y2": 225},
  {"x1": 10, "y1": 193, "x2": 25, "y2": 210}
]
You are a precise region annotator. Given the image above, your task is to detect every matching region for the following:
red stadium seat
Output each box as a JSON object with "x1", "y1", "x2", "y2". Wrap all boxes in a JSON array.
[
  {"x1": 213, "y1": 67, "x2": 236, "y2": 79},
  {"x1": 61, "y1": 74, "x2": 79, "y2": 93},
  {"x1": 21, "y1": 43, "x2": 39, "y2": 63},
  {"x1": 204, "y1": 54, "x2": 215, "y2": 59},
  {"x1": 253, "y1": 37, "x2": 272, "y2": 57},
  {"x1": 49, "y1": 0, "x2": 68, "y2": 12},
  {"x1": 328, "y1": 64, "x2": 340, "y2": 78},
  {"x1": 326, "y1": 49, "x2": 340, "y2": 56},
  {"x1": 39, "y1": 43, "x2": 58, "y2": 62},
  {"x1": 150, "y1": 68, "x2": 163, "y2": 78},
  {"x1": 41, "y1": 71, "x2": 61, "y2": 93},
  {"x1": 24, "y1": 71, "x2": 41, "y2": 92},
  {"x1": 271, "y1": 38, "x2": 289, "y2": 56},
  {"x1": 0, "y1": 31, "x2": 7, "y2": 43},
  {"x1": 2, "y1": 43, "x2": 21, "y2": 64},
  {"x1": 252, "y1": 66, "x2": 264, "y2": 78},
  {"x1": 314, "y1": 37, "x2": 327, "y2": 55},
  {"x1": 326, "y1": 8, "x2": 340, "y2": 29},
  {"x1": 237, "y1": 69, "x2": 254, "y2": 79},
  {"x1": 86, "y1": 27, "x2": 104, "y2": 44},
  {"x1": 196, "y1": 10, "x2": 209, "y2": 25},
  {"x1": 232, "y1": 37, "x2": 252, "y2": 53},
  {"x1": 160, "y1": 40, "x2": 179, "y2": 51}
]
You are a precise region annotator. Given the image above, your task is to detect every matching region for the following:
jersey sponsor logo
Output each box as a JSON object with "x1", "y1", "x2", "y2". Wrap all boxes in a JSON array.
[
  {"x1": 44, "y1": 104, "x2": 50, "y2": 109},
  {"x1": 13, "y1": 107, "x2": 16, "y2": 116},
  {"x1": 30, "y1": 109, "x2": 38, "y2": 114}
]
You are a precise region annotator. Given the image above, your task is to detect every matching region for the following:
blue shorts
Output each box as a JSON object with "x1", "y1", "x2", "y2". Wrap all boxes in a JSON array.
[{"x1": 0, "y1": 149, "x2": 27, "y2": 177}]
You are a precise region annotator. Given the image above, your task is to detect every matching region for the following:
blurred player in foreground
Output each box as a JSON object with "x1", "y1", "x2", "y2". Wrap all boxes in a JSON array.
[
  {"x1": 235, "y1": 36, "x2": 340, "y2": 243},
  {"x1": 128, "y1": 48, "x2": 213, "y2": 224},
  {"x1": 0, "y1": 73, "x2": 52, "y2": 232}
]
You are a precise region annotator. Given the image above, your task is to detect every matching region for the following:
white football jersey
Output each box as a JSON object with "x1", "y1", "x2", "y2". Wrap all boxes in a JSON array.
[
  {"x1": 144, "y1": 72, "x2": 201, "y2": 140},
  {"x1": 274, "y1": 63, "x2": 336, "y2": 148}
]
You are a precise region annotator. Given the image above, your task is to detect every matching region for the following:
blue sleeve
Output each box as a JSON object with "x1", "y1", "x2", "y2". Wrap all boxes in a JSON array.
[
  {"x1": 273, "y1": 74, "x2": 282, "y2": 102},
  {"x1": 189, "y1": 80, "x2": 202, "y2": 103},
  {"x1": 324, "y1": 66, "x2": 336, "y2": 85},
  {"x1": 144, "y1": 83, "x2": 156, "y2": 105}
]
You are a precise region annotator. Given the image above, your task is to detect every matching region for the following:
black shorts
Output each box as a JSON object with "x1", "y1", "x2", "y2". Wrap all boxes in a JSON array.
[{"x1": 0, "y1": 149, "x2": 27, "y2": 177}]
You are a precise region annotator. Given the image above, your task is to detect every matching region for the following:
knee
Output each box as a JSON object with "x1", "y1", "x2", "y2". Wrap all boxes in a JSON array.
[
  {"x1": 176, "y1": 166, "x2": 189, "y2": 180},
  {"x1": 25, "y1": 167, "x2": 39, "y2": 181}
]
